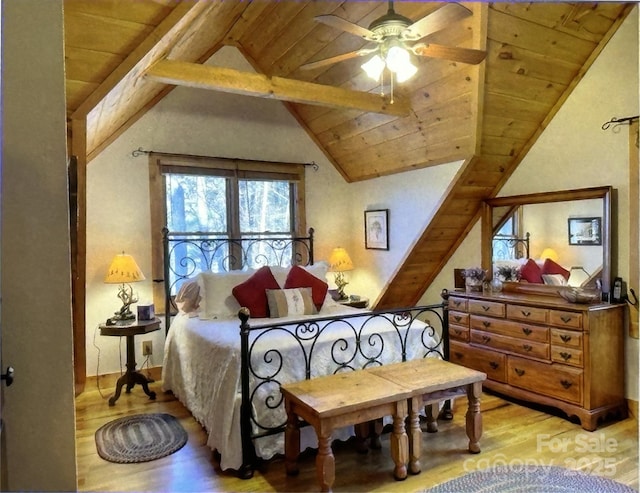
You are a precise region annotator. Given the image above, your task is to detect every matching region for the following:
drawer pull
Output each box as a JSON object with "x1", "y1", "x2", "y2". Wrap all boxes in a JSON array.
[
  {"x1": 482, "y1": 321, "x2": 491, "y2": 328},
  {"x1": 514, "y1": 368, "x2": 525, "y2": 377},
  {"x1": 522, "y1": 327, "x2": 532, "y2": 336},
  {"x1": 454, "y1": 315, "x2": 462, "y2": 322},
  {"x1": 482, "y1": 335, "x2": 491, "y2": 344},
  {"x1": 454, "y1": 352, "x2": 464, "y2": 359},
  {"x1": 520, "y1": 310, "x2": 531, "y2": 317},
  {"x1": 560, "y1": 315, "x2": 573, "y2": 324},
  {"x1": 454, "y1": 329, "x2": 463, "y2": 336},
  {"x1": 453, "y1": 301, "x2": 462, "y2": 307},
  {"x1": 522, "y1": 344, "x2": 532, "y2": 352},
  {"x1": 489, "y1": 362, "x2": 499, "y2": 370},
  {"x1": 560, "y1": 379, "x2": 573, "y2": 389},
  {"x1": 482, "y1": 305, "x2": 491, "y2": 312},
  {"x1": 559, "y1": 352, "x2": 572, "y2": 361},
  {"x1": 560, "y1": 334, "x2": 572, "y2": 343}
]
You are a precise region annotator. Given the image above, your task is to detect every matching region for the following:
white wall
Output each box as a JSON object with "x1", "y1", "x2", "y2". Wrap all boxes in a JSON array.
[
  {"x1": 422, "y1": 8, "x2": 640, "y2": 400},
  {"x1": 2, "y1": 0, "x2": 77, "y2": 489}
]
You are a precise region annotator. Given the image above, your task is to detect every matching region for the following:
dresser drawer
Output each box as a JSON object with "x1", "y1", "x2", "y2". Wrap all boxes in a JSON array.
[
  {"x1": 507, "y1": 357, "x2": 582, "y2": 404},
  {"x1": 449, "y1": 311, "x2": 469, "y2": 327},
  {"x1": 469, "y1": 299, "x2": 505, "y2": 317},
  {"x1": 450, "y1": 325, "x2": 469, "y2": 342},
  {"x1": 507, "y1": 304, "x2": 548, "y2": 324},
  {"x1": 551, "y1": 346, "x2": 584, "y2": 367},
  {"x1": 550, "y1": 328, "x2": 583, "y2": 348},
  {"x1": 471, "y1": 329, "x2": 549, "y2": 360},
  {"x1": 549, "y1": 309, "x2": 582, "y2": 329},
  {"x1": 471, "y1": 315, "x2": 549, "y2": 343},
  {"x1": 450, "y1": 340, "x2": 506, "y2": 382},
  {"x1": 448, "y1": 296, "x2": 467, "y2": 311}
]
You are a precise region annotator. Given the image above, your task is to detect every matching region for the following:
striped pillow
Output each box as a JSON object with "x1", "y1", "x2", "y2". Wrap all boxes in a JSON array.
[{"x1": 266, "y1": 288, "x2": 317, "y2": 318}]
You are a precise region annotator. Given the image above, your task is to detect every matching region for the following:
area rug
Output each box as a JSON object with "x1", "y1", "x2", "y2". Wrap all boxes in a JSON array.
[
  {"x1": 423, "y1": 466, "x2": 636, "y2": 492},
  {"x1": 95, "y1": 413, "x2": 188, "y2": 463}
]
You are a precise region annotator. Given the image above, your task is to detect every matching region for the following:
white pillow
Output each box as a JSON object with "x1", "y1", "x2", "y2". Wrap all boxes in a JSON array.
[
  {"x1": 270, "y1": 261, "x2": 330, "y2": 288},
  {"x1": 542, "y1": 273, "x2": 568, "y2": 286},
  {"x1": 197, "y1": 269, "x2": 255, "y2": 319}
]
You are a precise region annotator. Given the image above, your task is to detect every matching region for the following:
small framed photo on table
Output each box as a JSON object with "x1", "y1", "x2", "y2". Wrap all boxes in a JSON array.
[{"x1": 365, "y1": 209, "x2": 389, "y2": 250}]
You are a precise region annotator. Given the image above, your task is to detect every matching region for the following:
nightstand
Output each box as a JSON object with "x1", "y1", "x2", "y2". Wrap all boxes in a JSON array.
[
  {"x1": 339, "y1": 297, "x2": 369, "y2": 309},
  {"x1": 99, "y1": 318, "x2": 161, "y2": 406}
]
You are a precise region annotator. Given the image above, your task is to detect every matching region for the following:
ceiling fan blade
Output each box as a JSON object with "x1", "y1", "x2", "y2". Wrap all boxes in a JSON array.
[
  {"x1": 401, "y1": 3, "x2": 472, "y2": 41},
  {"x1": 314, "y1": 15, "x2": 380, "y2": 42},
  {"x1": 412, "y1": 43, "x2": 486, "y2": 65},
  {"x1": 300, "y1": 48, "x2": 377, "y2": 71}
]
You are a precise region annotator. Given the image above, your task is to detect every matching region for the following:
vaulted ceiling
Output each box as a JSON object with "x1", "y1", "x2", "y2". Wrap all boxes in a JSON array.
[{"x1": 64, "y1": 1, "x2": 633, "y2": 307}]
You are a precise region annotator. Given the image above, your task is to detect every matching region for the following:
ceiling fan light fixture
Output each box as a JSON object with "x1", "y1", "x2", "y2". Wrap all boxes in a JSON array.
[
  {"x1": 394, "y1": 60, "x2": 417, "y2": 83},
  {"x1": 361, "y1": 54, "x2": 385, "y2": 81}
]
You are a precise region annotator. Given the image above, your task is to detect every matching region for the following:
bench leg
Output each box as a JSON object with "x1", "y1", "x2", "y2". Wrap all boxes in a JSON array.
[
  {"x1": 316, "y1": 431, "x2": 335, "y2": 492},
  {"x1": 408, "y1": 396, "x2": 422, "y2": 474},
  {"x1": 466, "y1": 381, "x2": 483, "y2": 454},
  {"x1": 355, "y1": 422, "x2": 369, "y2": 453},
  {"x1": 390, "y1": 399, "x2": 408, "y2": 481},
  {"x1": 284, "y1": 404, "x2": 300, "y2": 476},
  {"x1": 424, "y1": 402, "x2": 439, "y2": 433}
]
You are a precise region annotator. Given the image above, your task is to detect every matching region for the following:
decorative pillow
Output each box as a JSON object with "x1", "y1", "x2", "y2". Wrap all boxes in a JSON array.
[
  {"x1": 542, "y1": 258, "x2": 570, "y2": 280},
  {"x1": 542, "y1": 274, "x2": 568, "y2": 286},
  {"x1": 232, "y1": 266, "x2": 280, "y2": 318},
  {"x1": 174, "y1": 278, "x2": 201, "y2": 315},
  {"x1": 519, "y1": 258, "x2": 543, "y2": 284},
  {"x1": 284, "y1": 265, "x2": 329, "y2": 310},
  {"x1": 197, "y1": 269, "x2": 255, "y2": 319},
  {"x1": 266, "y1": 288, "x2": 317, "y2": 318}
]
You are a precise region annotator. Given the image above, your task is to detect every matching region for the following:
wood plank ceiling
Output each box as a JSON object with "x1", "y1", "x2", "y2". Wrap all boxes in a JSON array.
[{"x1": 64, "y1": 1, "x2": 632, "y2": 308}]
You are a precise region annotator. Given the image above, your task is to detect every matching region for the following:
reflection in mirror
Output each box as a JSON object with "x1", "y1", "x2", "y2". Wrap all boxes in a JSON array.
[{"x1": 482, "y1": 187, "x2": 612, "y2": 298}]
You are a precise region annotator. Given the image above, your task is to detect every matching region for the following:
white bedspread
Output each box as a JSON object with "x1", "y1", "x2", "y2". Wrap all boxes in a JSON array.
[{"x1": 162, "y1": 304, "x2": 439, "y2": 471}]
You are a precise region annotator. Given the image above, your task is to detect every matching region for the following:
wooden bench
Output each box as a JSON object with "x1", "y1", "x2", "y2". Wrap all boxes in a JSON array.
[{"x1": 281, "y1": 358, "x2": 486, "y2": 492}]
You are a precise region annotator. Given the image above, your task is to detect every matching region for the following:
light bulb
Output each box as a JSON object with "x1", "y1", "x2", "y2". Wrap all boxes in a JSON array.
[
  {"x1": 386, "y1": 45, "x2": 411, "y2": 73},
  {"x1": 394, "y1": 61, "x2": 417, "y2": 82},
  {"x1": 361, "y1": 54, "x2": 385, "y2": 81}
]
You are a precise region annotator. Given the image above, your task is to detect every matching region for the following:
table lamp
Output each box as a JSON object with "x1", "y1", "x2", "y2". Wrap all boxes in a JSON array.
[
  {"x1": 104, "y1": 252, "x2": 145, "y2": 322},
  {"x1": 329, "y1": 247, "x2": 354, "y2": 300}
]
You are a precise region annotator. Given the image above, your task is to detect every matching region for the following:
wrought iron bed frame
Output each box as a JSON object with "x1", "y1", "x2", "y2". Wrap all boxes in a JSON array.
[
  {"x1": 493, "y1": 231, "x2": 531, "y2": 261},
  {"x1": 162, "y1": 228, "x2": 449, "y2": 478}
]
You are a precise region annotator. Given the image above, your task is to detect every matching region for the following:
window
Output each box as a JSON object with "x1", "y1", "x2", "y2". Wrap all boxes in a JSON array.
[
  {"x1": 149, "y1": 153, "x2": 306, "y2": 309},
  {"x1": 492, "y1": 207, "x2": 524, "y2": 261}
]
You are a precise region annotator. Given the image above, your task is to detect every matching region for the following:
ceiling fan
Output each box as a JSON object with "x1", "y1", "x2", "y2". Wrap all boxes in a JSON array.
[{"x1": 301, "y1": 1, "x2": 486, "y2": 83}]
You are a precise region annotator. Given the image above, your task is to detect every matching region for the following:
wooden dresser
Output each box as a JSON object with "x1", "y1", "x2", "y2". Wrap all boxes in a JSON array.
[{"x1": 446, "y1": 289, "x2": 627, "y2": 430}]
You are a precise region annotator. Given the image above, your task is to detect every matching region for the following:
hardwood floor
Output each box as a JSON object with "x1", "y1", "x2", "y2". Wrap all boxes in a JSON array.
[{"x1": 76, "y1": 376, "x2": 639, "y2": 492}]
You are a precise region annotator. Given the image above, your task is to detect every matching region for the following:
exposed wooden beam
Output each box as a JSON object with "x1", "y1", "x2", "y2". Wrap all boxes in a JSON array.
[
  {"x1": 145, "y1": 59, "x2": 410, "y2": 117},
  {"x1": 71, "y1": 1, "x2": 210, "y2": 119}
]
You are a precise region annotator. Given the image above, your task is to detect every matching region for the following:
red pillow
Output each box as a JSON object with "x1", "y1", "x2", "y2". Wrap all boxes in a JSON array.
[
  {"x1": 542, "y1": 258, "x2": 570, "y2": 280},
  {"x1": 519, "y1": 259, "x2": 543, "y2": 284},
  {"x1": 284, "y1": 265, "x2": 329, "y2": 310},
  {"x1": 231, "y1": 266, "x2": 280, "y2": 318}
]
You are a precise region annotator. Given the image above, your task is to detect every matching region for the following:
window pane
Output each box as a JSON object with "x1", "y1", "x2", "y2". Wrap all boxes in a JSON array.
[
  {"x1": 166, "y1": 174, "x2": 227, "y2": 232},
  {"x1": 238, "y1": 180, "x2": 290, "y2": 233}
]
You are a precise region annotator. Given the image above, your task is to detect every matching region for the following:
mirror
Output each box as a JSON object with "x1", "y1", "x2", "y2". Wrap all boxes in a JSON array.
[{"x1": 481, "y1": 186, "x2": 612, "y2": 297}]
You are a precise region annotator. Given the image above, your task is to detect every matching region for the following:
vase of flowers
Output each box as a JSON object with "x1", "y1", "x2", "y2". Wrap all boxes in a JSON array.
[{"x1": 463, "y1": 267, "x2": 486, "y2": 293}]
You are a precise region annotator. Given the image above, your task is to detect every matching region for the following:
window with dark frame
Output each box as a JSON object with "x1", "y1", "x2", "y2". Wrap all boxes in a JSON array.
[{"x1": 148, "y1": 153, "x2": 306, "y2": 311}]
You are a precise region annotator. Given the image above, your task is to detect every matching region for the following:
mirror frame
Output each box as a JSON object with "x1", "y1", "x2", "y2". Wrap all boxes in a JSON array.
[{"x1": 481, "y1": 186, "x2": 612, "y2": 297}]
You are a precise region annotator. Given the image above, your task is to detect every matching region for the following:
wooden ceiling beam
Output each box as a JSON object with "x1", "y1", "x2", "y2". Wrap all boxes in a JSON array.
[{"x1": 145, "y1": 59, "x2": 410, "y2": 117}]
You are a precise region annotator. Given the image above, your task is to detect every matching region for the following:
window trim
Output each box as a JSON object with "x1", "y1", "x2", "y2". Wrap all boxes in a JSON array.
[{"x1": 148, "y1": 152, "x2": 306, "y2": 312}]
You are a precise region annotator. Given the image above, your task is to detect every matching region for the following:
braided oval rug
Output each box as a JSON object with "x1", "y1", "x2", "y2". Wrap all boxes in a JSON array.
[
  {"x1": 95, "y1": 413, "x2": 188, "y2": 463},
  {"x1": 424, "y1": 466, "x2": 635, "y2": 493}
]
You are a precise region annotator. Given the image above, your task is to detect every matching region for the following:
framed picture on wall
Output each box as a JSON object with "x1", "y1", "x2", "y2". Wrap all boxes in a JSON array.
[
  {"x1": 568, "y1": 217, "x2": 602, "y2": 245},
  {"x1": 365, "y1": 209, "x2": 389, "y2": 250}
]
